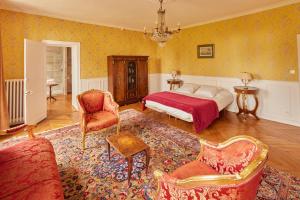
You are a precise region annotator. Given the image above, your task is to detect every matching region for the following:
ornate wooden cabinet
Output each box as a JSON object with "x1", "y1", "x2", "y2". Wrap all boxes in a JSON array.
[{"x1": 108, "y1": 55, "x2": 149, "y2": 105}]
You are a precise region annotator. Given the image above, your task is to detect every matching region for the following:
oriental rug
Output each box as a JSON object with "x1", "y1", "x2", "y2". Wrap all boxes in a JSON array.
[{"x1": 1, "y1": 109, "x2": 299, "y2": 200}]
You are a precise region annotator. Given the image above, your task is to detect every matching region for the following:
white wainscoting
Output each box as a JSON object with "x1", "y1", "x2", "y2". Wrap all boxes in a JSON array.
[
  {"x1": 148, "y1": 73, "x2": 161, "y2": 94},
  {"x1": 80, "y1": 77, "x2": 108, "y2": 92},
  {"x1": 80, "y1": 74, "x2": 300, "y2": 127},
  {"x1": 158, "y1": 74, "x2": 300, "y2": 127},
  {"x1": 80, "y1": 74, "x2": 162, "y2": 94}
]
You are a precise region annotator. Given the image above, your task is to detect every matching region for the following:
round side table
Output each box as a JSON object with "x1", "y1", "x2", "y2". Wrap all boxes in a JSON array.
[
  {"x1": 167, "y1": 79, "x2": 183, "y2": 90},
  {"x1": 47, "y1": 83, "x2": 59, "y2": 102},
  {"x1": 234, "y1": 86, "x2": 259, "y2": 120}
]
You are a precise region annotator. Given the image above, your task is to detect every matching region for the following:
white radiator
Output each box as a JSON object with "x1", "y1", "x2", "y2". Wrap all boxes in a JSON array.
[{"x1": 5, "y1": 79, "x2": 24, "y2": 126}]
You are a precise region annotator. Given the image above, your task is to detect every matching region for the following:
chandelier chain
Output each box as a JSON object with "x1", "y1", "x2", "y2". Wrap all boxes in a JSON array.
[{"x1": 144, "y1": 0, "x2": 180, "y2": 47}]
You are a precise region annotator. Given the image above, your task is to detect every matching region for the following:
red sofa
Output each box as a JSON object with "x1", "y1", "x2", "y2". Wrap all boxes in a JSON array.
[{"x1": 0, "y1": 134, "x2": 64, "y2": 199}]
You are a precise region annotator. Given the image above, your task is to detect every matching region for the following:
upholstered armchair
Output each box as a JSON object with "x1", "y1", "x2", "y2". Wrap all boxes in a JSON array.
[
  {"x1": 77, "y1": 90, "x2": 120, "y2": 149},
  {"x1": 154, "y1": 136, "x2": 269, "y2": 200}
]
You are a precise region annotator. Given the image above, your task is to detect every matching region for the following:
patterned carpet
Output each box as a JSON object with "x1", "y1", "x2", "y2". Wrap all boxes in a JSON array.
[{"x1": 1, "y1": 109, "x2": 299, "y2": 200}]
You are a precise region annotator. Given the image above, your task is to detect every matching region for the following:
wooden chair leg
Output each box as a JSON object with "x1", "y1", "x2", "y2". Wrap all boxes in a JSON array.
[
  {"x1": 117, "y1": 122, "x2": 120, "y2": 134},
  {"x1": 82, "y1": 132, "x2": 86, "y2": 150},
  {"x1": 27, "y1": 125, "x2": 35, "y2": 139}
]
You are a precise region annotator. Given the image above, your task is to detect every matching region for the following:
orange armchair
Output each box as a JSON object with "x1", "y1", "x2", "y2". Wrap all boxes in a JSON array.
[
  {"x1": 154, "y1": 136, "x2": 268, "y2": 200},
  {"x1": 77, "y1": 90, "x2": 120, "y2": 149}
]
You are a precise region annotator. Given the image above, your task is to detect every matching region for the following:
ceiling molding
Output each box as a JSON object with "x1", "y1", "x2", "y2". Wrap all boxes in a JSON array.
[
  {"x1": 1, "y1": 0, "x2": 300, "y2": 32},
  {"x1": 0, "y1": 7, "x2": 141, "y2": 32},
  {"x1": 183, "y1": 0, "x2": 300, "y2": 29}
]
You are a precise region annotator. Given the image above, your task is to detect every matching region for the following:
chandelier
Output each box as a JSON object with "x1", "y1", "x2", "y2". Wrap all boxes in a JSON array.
[{"x1": 144, "y1": 0, "x2": 181, "y2": 47}]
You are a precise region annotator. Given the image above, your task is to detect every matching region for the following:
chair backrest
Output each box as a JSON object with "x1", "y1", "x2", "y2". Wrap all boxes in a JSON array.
[
  {"x1": 201, "y1": 137, "x2": 267, "y2": 175},
  {"x1": 78, "y1": 90, "x2": 105, "y2": 113}
]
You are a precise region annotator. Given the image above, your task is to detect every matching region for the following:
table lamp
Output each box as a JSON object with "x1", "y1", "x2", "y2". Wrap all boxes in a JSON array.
[
  {"x1": 240, "y1": 72, "x2": 253, "y2": 88},
  {"x1": 171, "y1": 70, "x2": 178, "y2": 80}
]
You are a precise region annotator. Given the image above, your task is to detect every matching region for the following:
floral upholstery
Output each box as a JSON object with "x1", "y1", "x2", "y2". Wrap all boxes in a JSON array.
[
  {"x1": 154, "y1": 136, "x2": 268, "y2": 200},
  {"x1": 86, "y1": 111, "x2": 119, "y2": 132},
  {"x1": 200, "y1": 140, "x2": 257, "y2": 174},
  {"x1": 77, "y1": 90, "x2": 120, "y2": 149},
  {"x1": 103, "y1": 93, "x2": 119, "y2": 115},
  {"x1": 0, "y1": 138, "x2": 64, "y2": 200},
  {"x1": 80, "y1": 90, "x2": 105, "y2": 113},
  {"x1": 157, "y1": 174, "x2": 238, "y2": 200},
  {"x1": 171, "y1": 160, "x2": 219, "y2": 179}
]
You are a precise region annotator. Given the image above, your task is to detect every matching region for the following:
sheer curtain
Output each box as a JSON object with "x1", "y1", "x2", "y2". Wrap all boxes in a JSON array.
[{"x1": 0, "y1": 27, "x2": 9, "y2": 129}]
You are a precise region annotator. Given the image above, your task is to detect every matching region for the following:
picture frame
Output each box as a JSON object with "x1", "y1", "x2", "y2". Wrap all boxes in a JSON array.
[{"x1": 197, "y1": 44, "x2": 214, "y2": 58}]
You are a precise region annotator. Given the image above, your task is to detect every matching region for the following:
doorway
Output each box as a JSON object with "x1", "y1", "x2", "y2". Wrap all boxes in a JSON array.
[
  {"x1": 43, "y1": 40, "x2": 80, "y2": 110},
  {"x1": 24, "y1": 39, "x2": 80, "y2": 125},
  {"x1": 46, "y1": 46, "x2": 72, "y2": 98}
]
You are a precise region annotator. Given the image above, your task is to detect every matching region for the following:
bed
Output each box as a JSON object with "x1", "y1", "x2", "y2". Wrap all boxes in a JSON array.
[{"x1": 142, "y1": 83, "x2": 234, "y2": 132}]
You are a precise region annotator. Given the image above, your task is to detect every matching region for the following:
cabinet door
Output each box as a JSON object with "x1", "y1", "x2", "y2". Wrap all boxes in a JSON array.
[
  {"x1": 114, "y1": 60, "x2": 126, "y2": 103},
  {"x1": 138, "y1": 59, "x2": 148, "y2": 98},
  {"x1": 126, "y1": 60, "x2": 138, "y2": 100}
]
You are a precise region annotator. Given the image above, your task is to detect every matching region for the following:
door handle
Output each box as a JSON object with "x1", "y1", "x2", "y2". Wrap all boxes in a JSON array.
[{"x1": 25, "y1": 91, "x2": 33, "y2": 95}]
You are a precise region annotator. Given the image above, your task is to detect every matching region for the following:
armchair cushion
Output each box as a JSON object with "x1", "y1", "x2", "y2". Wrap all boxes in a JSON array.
[
  {"x1": 86, "y1": 111, "x2": 118, "y2": 132},
  {"x1": 171, "y1": 160, "x2": 219, "y2": 179},
  {"x1": 81, "y1": 91, "x2": 104, "y2": 113}
]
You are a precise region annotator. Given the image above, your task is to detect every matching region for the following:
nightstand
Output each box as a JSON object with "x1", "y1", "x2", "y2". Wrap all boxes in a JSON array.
[
  {"x1": 167, "y1": 79, "x2": 183, "y2": 90},
  {"x1": 234, "y1": 86, "x2": 259, "y2": 120}
]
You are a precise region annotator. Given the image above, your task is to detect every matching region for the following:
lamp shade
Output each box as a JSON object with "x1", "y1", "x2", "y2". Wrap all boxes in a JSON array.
[
  {"x1": 171, "y1": 70, "x2": 178, "y2": 79},
  {"x1": 239, "y1": 72, "x2": 253, "y2": 87},
  {"x1": 240, "y1": 72, "x2": 253, "y2": 81}
]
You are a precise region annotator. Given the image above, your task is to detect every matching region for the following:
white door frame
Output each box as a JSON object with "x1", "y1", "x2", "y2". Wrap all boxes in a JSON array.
[
  {"x1": 297, "y1": 35, "x2": 300, "y2": 123},
  {"x1": 43, "y1": 40, "x2": 80, "y2": 110},
  {"x1": 298, "y1": 35, "x2": 300, "y2": 83}
]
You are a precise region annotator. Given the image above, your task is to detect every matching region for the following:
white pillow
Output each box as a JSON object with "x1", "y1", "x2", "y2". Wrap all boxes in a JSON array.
[
  {"x1": 175, "y1": 83, "x2": 200, "y2": 94},
  {"x1": 194, "y1": 85, "x2": 220, "y2": 98}
]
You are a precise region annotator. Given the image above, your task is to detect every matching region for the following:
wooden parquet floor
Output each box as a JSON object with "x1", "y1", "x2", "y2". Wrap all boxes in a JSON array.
[
  {"x1": 34, "y1": 95, "x2": 80, "y2": 133},
  {"x1": 3, "y1": 95, "x2": 300, "y2": 177}
]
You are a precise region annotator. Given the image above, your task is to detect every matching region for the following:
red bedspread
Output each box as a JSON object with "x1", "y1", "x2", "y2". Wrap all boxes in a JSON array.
[{"x1": 142, "y1": 92, "x2": 219, "y2": 132}]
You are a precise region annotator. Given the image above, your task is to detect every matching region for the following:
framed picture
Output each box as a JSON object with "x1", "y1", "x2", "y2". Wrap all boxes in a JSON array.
[{"x1": 197, "y1": 44, "x2": 214, "y2": 58}]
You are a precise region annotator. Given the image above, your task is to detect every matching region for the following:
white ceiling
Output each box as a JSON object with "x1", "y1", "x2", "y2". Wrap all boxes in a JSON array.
[{"x1": 0, "y1": 0, "x2": 298, "y2": 31}]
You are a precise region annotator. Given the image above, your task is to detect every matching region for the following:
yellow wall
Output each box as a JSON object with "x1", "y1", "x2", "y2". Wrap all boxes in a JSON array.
[
  {"x1": 2, "y1": 3, "x2": 300, "y2": 81},
  {"x1": 158, "y1": 3, "x2": 300, "y2": 81},
  {"x1": 0, "y1": 9, "x2": 160, "y2": 79}
]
